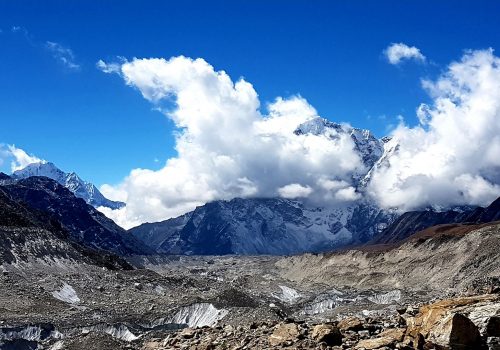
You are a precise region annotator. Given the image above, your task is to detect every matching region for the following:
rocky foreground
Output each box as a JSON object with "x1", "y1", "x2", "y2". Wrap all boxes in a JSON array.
[
  {"x1": 26, "y1": 294, "x2": 498, "y2": 350},
  {"x1": 141, "y1": 295, "x2": 500, "y2": 350},
  {"x1": 1, "y1": 188, "x2": 500, "y2": 349}
]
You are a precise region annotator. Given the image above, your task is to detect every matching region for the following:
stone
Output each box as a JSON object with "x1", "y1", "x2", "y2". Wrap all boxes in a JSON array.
[
  {"x1": 404, "y1": 296, "x2": 489, "y2": 349},
  {"x1": 355, "y1": 328, "x2": 405, "y2": 349},
  {"x1": 338, "y1": 317, "x2": 364, "y2": 332},
  {"x1": 268, "y1": 323, "x2": 300, "y2": 346},
  {"x1": 310, "y1": 324, "x2": 342, "y2": 346},
  {"x1": 180, "y1": 328, "x2": 196, "y2": 339}
]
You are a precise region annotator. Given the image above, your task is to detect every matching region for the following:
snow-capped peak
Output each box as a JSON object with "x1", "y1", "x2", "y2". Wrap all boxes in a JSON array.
[
  {"x1": 12, "y1": 162, "x2": 125, "y2": 210},
  {"x1": 294, "y1": 117, "x2": 385, "y2": 177}
]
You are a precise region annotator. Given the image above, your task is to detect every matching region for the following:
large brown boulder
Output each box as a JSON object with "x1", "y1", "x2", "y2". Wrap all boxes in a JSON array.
[
  {"x1": 338, "y1": 317, "x2": 364, "y2": 332},
  {"x1": 355, "y1": 328, "x2": 405, "y2": 349},
  {"x1": 268, "y1": 322, "x2": 300, "y2": 346},
  {"x1": 405, "y1": 295, "x2": 500, "y2": 349},
  {"x1": 310, "y1": 324, "x2": 342, "y2": 346}
]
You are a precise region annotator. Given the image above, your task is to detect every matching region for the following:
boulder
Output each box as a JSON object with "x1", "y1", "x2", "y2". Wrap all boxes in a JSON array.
[
  {"x1": 268, "y1": 322, "x2": 300, "y2": 346},
  {"x1": 404, "y1": 295, "x2": 497, "y2": 349},
  {"x1": 311, "y1": 324, "x2": 342, "y2": 346},
  {"x1": 440, "y1": 313, "x2": 481, "y2": 348},
  {"x1": 338, "y1": 317, "x2": 364, "y2": 332},
  {"x1": 180, "y1": 328, "x2": 196, "y2": 339},
  {"x1": 355, "y1": 328, "x2": 405, "y2": 349}
]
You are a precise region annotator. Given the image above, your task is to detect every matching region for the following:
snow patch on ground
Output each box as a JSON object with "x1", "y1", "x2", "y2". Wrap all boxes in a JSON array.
[{"x1": 52, "y1": 283, "x2": 80, "y2": 304}]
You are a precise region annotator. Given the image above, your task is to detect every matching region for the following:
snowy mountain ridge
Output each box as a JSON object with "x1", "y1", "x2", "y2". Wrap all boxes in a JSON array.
[
  {"x1": 129, "y1": 117, "x2": 399, "y2": 255},
  {"x1": 130, "y1": 197, "x2": 395, "y2": 255},
  {"x1": 294, "y1": 117, "x2": 385, "y2": 176},
  {"x1": 12, "y1": 161, "x2": 125, "y2": 210}
]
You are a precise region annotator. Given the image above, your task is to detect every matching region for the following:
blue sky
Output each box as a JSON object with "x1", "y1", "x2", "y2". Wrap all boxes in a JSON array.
[{"x1": 1, "y1": 1, "x2": 500, "y2": 186}]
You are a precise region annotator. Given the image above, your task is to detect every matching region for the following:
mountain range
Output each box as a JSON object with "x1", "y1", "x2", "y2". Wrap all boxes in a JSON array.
[
  {"x1": 0, "y1": 173, "x2": 149, "y2": 257},
  {"x1": 125, "y1": 117, "x2": 500, "y2": 255},
  {"x1": 12, "y1": 161, "x2": 125, "y2": 210},
  {"x1": 127, "y1": 118, "x2": 398, "y2": 254},
  {"x1": 5, "y1": 117, "x2": 500, "y2": 257}
]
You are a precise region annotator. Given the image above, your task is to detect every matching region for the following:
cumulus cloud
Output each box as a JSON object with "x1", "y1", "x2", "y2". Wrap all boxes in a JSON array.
[
  {"x1": 0, "y1": 145, "x2": 45, "y2": 172},
  {"x1": 45, "y1": 41, "x2": 80, "y2": 70},
  {"x1": 98, "y1": 56, "x2": 365, "y2": 228},
  {"x1": 99, "y1": 49, "x2": 500, "y2": 227},
  {"x1": 369, "y1": 49, "x2": 500, "y2": 210},
  {"x1": 277, "y1": 184, "x2": 313, "y2": 199},
  {"x1": 384, "y1": 43, "x2": 426, "y2": 65}
]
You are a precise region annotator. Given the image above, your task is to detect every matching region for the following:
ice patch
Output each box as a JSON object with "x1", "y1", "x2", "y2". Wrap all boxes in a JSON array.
[
  {"x1": 276, "y1": 285, "x2": 301, "y2": 303},
  {"x1": 302, "y1": 298, "x2": 337, "y2": 315},
  {"x1": 52, "y1": 283, "x2": 80, "y2": 304},
  {"x1": 169, "y1": 303, "x2": 228, "y2": 328},
  {"x1": 80, "y1": 324, "x2": 138, "y2": 342},
  {"x1": 50, "y1": 340, "x2": 65, "y2": 350},
  {"x1": 0, "y1": 324, "x2": 62, "y2": 342},
  {"x1": 367, "y1": 290, "x2": 401, "y2": 304}
]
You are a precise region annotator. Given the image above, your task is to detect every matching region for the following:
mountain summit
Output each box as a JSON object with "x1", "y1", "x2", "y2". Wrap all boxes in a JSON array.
[
  {"x1": 12, "y1": 161, "x2": 125, "y2": 210},
  {"x1": 129, "y1": 118, "x2": 396, "y2": 255}
]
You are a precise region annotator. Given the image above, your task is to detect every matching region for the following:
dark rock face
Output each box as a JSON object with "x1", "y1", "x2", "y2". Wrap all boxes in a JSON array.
[
  {"x1": 370, "y1": 210, "x2": 473, "y2": 245},
  {"x1": 129, "y1": 213, "x2": 192, "y2": 253},
  {"x1": 129, "y1": 197, "x2": 393, "y2": 255},
  {"x1": 1, "y1": 176, "x2": 149, "y2": 256},
  {"x1": 0, "y1": 186, "x2": 132, "y2": 269},
  {"x1": 370, "y1": 196, "x2": 500, "y2": 245}
]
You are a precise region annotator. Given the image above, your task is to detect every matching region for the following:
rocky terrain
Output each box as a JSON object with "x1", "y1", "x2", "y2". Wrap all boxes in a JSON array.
[
  {"x1": 1, "y1": 219, "x2": 499, "y2": 349},
  {"x1": 0, "y1": 175, "x2": 149, "y2": 256}
]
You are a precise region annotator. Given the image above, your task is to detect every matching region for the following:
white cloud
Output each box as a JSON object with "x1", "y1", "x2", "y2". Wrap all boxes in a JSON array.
[
  {"x1": 98, "y1": 56, "x2": 365, "y2": 228},
  {"x1": 98, "y1": 49, "x2": 500, "y2": 227},
  {"x1": 45, "y1": 41, "x2": 80, "y2": 70},
  {"x1": 369, "y1": 49, "x2": 500, "y2": 210},
  {"x1": 335, "y1": 186, "x2": 361, "y2": 201},
  {"x1": 96, "y1": 59, "x2": 122, "y2": 74},
  {"x1": 384, "y1": 43, "x2": 426, "y2": 65},
  {"x1": 0, "y1": 145, "x2": 45, "y2": 172},
  {"x1": 277, "y1": 184, "x2": 313, "y2": 199}
]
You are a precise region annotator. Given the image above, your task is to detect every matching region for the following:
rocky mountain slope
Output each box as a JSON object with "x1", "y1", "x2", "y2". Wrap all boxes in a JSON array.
[
  {"x1": 370, "y1": 196, "x2": 500, "y2": 244},
  {"x1": 1, "y1": 176, "x2": 149, "y2": 256},
  {"x1": 129, "y1": 198, "x2": 394, "y2": 255},
  {"x1": 277, "y1": 221, "x2": 500, "y2": 294},
  {"x1": 0, "y1": 185, "x2": 131, "y2": 269},
  {"x1": 12, "y1": 161, "x2": 125, "y2": 210}
]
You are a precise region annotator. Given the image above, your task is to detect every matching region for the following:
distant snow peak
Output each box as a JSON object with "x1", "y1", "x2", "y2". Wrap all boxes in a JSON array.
[
  {"x1": 294, "y1": 117, "x2": 384, "y2": 173},
  {"x1": 12, "y1": 162, "x2": 125, "y2": 210}
]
